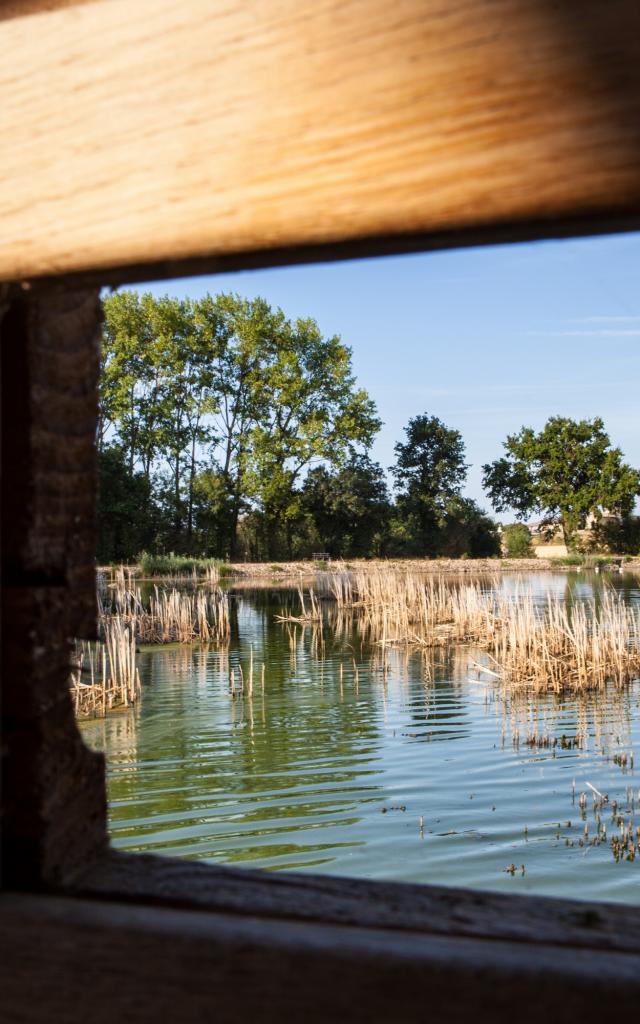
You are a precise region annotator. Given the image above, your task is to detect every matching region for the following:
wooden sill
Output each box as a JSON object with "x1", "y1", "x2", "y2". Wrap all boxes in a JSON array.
[
  {"x1": 72, "y1": 849, "x2": 640, "y2": 955},
  {"x1": 2, "y1": 868, "x2": 640, "y2": 1023}
]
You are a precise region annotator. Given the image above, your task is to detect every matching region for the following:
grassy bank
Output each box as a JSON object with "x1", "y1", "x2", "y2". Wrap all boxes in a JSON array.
[
  {"x1": 138, "y1": 552, "x2": 234, "y2": 578},
  {"x1": 99, "y1": 554, "x2": 640, "y2": 584}
]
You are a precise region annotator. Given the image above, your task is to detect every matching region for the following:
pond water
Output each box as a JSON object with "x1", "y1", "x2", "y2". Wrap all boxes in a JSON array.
[{"x1": 82, "y1": 571, "x2": 640, "y2": 904}]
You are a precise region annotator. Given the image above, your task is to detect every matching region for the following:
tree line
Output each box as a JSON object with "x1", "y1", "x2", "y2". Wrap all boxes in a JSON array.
[{"x1": 98, "y1": 291, "x2": 640, "y2": 563}]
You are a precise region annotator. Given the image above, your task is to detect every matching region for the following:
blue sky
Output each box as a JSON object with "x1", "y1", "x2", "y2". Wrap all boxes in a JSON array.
[{"x1": 131, "y1": 231, "x2": 640, "y2": 518}]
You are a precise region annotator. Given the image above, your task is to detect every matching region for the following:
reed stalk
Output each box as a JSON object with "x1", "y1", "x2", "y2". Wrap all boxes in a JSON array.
[
  {"x1": 323, "y1": 567, "x2": 640, "y2": 693},
  {"x1": 275, "y1": 585, "x2": 322, "y2": 623},
  {"x1": 74, "y1": 580, "x2": 231, "y2": 718},
  {"x1": 105, "y1": 581, "x2": 230, "y2": 644},
  {"x1": 70, "y1": 616, "x2": 141, "y2": 718}
]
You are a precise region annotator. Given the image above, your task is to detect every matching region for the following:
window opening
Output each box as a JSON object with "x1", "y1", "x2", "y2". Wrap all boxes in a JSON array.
[{"x1": 76, "y1": 234, "x2": 640, "y2": 903}]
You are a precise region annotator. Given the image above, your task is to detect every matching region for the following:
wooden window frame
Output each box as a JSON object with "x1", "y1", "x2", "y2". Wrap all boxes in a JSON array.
[{"x1": 2, "y1": 2, "x2": 640, "y2": 1018}]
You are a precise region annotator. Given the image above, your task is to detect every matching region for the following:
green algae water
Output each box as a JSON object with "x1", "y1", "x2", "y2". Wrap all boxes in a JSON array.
[{"x1": 82, "y1": 572, "x2": 640, "y2": 903}]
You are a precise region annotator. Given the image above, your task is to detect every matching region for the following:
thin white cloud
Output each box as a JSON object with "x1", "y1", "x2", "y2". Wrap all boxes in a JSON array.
[
  {"x1": 524, "y1": 329, "x2": 640, "y2": 337},
  {"x1": 570, "y1": 315, "x2": 640, "y2": 323}
]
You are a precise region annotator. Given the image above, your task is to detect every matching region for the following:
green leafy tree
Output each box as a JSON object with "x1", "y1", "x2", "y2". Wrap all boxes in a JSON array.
[
  {"x1": 301, "y1": 456, "x2": 391, "y2": 557},
  {"x1": 501, "y1": 523, "x2": 534, "y2": 558},
  {"x1": 102, "y1": 291, "x2": 219, "y2": 548},
  {"x1": 391, "y1": 415, "x2": 469, "y2": 555},
  {"x1": 196, "y1": 293, "x2": 278, "y2": 557},
  {"x1": 96, "y1": 447, "x2": 158, "y2": 563},
  {"x1": 101, "y1": 291, "x2": 162, "y2": 473},
  {"x1": 592, "y1": 515, "x2": 640, "y2": 555},
  {"x1": 439, "y1": 498, "x2": 501, "y2": 558},
  {"x1": 152, "y1": 297, "x2": 218, "y2": 543},
  {"x1": 482, "y1": 416, "x2": 640, "y2": 544},
  {"x1": 247, "y1": 315, "x2": 381, "y2": 558},
  {"x1": 100, "y1": 290, "x2": 380, "y2": 561},
  {"x1": 190, "y1": 469, "x2": 237, "y2": 557}
]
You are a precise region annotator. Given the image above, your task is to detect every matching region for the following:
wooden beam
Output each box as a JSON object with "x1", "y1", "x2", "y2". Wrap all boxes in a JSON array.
[
  {"x1": 77, "y1": 850, "x2": 640, "y2": 956},
  {"x1": 2, "y1": 0, "x2": 640, "y2": 285},
  {"x1": 1, "y1": 893, "x2": 640, "y2": 1022},
  {"x1": 0, "y1": 283, "x2": 108, "y2": 887}
]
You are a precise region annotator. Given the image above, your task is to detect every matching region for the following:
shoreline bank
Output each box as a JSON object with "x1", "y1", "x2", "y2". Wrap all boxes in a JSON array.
[{"x1": 99, "y1": 556, "x2": 640, "y2": 582}]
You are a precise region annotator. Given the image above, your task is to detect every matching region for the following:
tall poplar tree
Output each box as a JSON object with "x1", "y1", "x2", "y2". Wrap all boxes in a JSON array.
[{"x1": 100, "y1": 290, "x2": 380, "y2": 559}]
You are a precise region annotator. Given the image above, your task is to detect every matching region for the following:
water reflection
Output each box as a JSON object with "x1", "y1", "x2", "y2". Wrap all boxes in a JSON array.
[{"x1": 82, "y1": 572, "x2": 640, "y2": 901}]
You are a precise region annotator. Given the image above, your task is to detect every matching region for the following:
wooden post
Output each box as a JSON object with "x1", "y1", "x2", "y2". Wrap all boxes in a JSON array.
[{"x1": 1, "y1": 282, "x2": 108, "y2": 887}]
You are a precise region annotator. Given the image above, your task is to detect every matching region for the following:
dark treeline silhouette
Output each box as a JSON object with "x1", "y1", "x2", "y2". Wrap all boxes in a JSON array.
[{"x1": 98, "y1": 418, "x2": 501, "y2": 563}]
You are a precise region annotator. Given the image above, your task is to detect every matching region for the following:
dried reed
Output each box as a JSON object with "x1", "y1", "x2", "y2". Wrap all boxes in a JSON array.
[
  {"x1": 275, "y1": 586, "x2": 322, "y2": 623},
  {"x1": 74, "y1": 580, "x2": 230, "y2": 718},
  {"x1": 106, "y1": 581, "x2": 230, "y2": 644},
  {"x1": 325, "y1": 568, "x2": 640, "y2": 692},
  {"x1": 70, "y1": 616, "x2": 140, "y2": 718}
]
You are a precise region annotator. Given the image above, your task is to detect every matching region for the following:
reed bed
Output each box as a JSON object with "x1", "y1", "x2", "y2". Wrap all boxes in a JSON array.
[
  {"x1": 106, "y1": 582, "x2": 231, "y2": 644},
  {"x1": 74, "y1": 581, "x2": 230, "y2": 718},
  {"x1": 324, "y1": 568, "x2": 640, "y2": 692},
  {"x1": 112, "y1": 563, "x2": 222, "y2": 589},
  {"x1": 70, "y1": 616, "x2": 140, "y2": 718}
]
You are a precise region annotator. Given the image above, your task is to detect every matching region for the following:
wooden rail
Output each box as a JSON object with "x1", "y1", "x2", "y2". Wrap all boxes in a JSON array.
[{"x1": 1, "y1": 0, "x2": 640, "y2": 284}]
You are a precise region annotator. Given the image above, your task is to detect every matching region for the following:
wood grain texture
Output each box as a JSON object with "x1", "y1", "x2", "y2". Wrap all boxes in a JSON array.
[
  {"x1": 78, "y1": 850, "x2": 640, "y2": 955},
  {"x1": 0, "y1": 0, "x2": 94, "y2": 21},
  {"x1": 2, "y1": 0, "x2": 640, "y2": 284},
  {"x1": 1, "y1": 893, "x2": 640, "y2": 1023}
]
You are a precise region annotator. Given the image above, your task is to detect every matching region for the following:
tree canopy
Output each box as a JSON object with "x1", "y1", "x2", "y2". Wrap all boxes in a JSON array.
[
  {"x1": 301, "y1": 456, "x2": 391, "y2": 558},
  {"x1": 97, "y1": 293, "x2": 590, "y2": 564},
  {"x1": 482, "y1": 416, "x2": 640, "y2": 540},
  {"x1": 101, "y1": 298, "x2": 638, "y2": 565},
  {"x1": 100, "y1": 290, "x2": 380, "y2": 559},
  {"x1": 385, "y1": 414, "x2": 499, "y2": 558}
]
